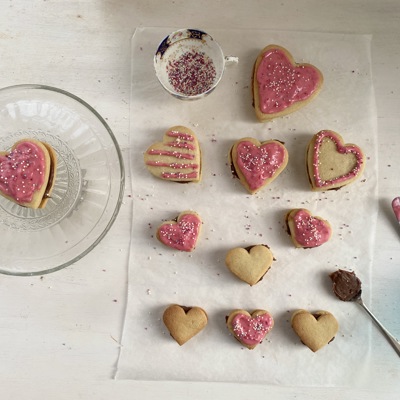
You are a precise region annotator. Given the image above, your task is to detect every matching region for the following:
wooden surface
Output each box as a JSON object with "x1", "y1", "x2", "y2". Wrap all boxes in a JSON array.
[{"x1": 0, "y1": 1, "x2": 399, "y2": 398}]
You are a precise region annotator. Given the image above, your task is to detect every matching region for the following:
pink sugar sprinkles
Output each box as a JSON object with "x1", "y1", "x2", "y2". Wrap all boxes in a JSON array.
[{"x1": 232, "y1": 313, "x2": 273, "y2": 346}]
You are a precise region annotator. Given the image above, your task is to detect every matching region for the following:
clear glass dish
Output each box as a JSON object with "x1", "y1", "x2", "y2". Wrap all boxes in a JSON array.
[{"x1": 0, "y1": 84, "x2": 125, "y2": 276}]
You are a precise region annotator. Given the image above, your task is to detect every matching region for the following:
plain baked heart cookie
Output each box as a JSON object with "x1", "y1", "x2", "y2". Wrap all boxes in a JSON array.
[
  {"x1": 226, "y1": 309, "x2": 274, "y2": 349},
  {"x1": 230, "y1": 137, "x2": 288, "y2": 194},
  {"x1": 286, "y1": 208, "x2": 332, "y2": 248},
  {"x1": 144, "y1": 125, "x2": 201, "y2": 183},
  {"x1": 253, "y1": 45, "x2": 323, "y2": 122},
  {"x1": 306, "y1": 130, "x2": 365, "y2": 191},
  {"x1": 0, "y1": 138, "x2": 57, "y2": 209},
  {"x1": 291, "y1": 309, "x2": 339, "y2": 352},
  {"x1": 225, "y1": 245, "x2": 274, "y2": 286},
  {"x1": 163, "y1": 304, "x2": 208, "y2": 346},
  {"x1": 156, "y1": 210, "x2": 202, "y2": 252}
]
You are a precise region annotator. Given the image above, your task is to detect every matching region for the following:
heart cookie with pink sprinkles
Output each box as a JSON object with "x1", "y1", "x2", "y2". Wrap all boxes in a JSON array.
[
  {"x1": 226, "y1": 309, "x2": 274, "y2": 349},
  {"x1": 230, "y1": 137, "x2": 288, "y2": 194},
  {"x1": 156, "y1": 210, "x2": 202, "y2": 252},
  {"x1": 307, "y1": 130, "x2": 365, "y2": 191}
]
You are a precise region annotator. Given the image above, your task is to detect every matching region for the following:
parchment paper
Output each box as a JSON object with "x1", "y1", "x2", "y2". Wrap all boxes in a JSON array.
[{"x1": 116, "y1": 28, "x2": 378, "y2": 386}]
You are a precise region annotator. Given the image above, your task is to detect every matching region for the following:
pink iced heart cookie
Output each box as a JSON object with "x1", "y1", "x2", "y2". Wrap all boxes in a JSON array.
[
  {"x1": 156, "y1": 210, "x2": 202, "y2": 252},
  {"x1": 307, "y1": 130, "x2": 365, "y2": 191},
  {"x1": 286, "y1": 208, "x2": 332, "y2": 248},
  {"x1": 226, "y1": 309, "x2": 274, "y2": 350},
  {"x1": 230, "y1": 137, "x2": 288, "y2": 194},
  {"x1": 253, "y1": 45, "x2": 323, "y2": 122}
]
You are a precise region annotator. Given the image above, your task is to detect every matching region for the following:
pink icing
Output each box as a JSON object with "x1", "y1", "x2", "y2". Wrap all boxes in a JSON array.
[
  {"x1": 158, "y1": 213, "x2": 201, "y2": 251},
  {"x1": 236, "y1": 140, "x2": 286, "y2": 191},
  {"x1": 0, "y1": 141, "x2": 46, "y2": 203},
  {"x1": 312, "y1": 131, "x2": 364, "y2": 188},
  {"x1": 232, "y1": 313, "x2": 274, "y2": 346},
  {"x1": 256, "y1": 48, "x2": 321, "y2": 114},
  {"x1": 392, "y1": 197, "x2": 400, "y2": 222},
  {"x1": 292, "y1": 209, "x2": 331, "y2": 247}
]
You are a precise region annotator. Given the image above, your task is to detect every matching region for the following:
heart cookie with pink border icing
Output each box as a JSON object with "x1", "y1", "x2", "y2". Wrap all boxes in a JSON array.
[
  {"x1": 226, "y1": 309, "x2": 274, "y2": 349},
  {"x1": 286, "y1": 208, "x2": 332, "y2": 248},
  {"x1": 230, "y1": 137, "x2": 288, "y2": 194},
  {"x1": 253, "y1": 45, "x2": 323, "y2": 122},
  {"x1": 156, "y1": 210, "x2": 202, "y2": 252},
  {"x1": 307, "y1": 130, "x2": 365, "y2": 191}
]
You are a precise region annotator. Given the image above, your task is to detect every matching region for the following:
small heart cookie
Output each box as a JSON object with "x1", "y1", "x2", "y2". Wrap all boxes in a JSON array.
[
  {"x1": 0, "y1": 138, "x2": 57, "y2": 209},
  {"x1": 230, "y1": 137, "x2": 288, "y2": 194},
  {"x1": 163, "y1": 304, "x2": 208, "y2": 346},
  {"x1": 253, "y1": 45, "x2": 323, "y2": 122},
  {"x1": 226, "y1": 309, "x2": 274, "y2": 349},
  {"x1": 156, "y1": 210, "x2": 202, "y2": 252},
  {"x1": 306, "y1": 130, "x2": 365, "y2": 191},
  {"x1": 144, "y1": 126, "x2": 201, "y2": 183},
  {"x1": 286, "y1": 208, "x2": 332, "y2": 248},
  {"x1": 291, "y1": 309, "x2": 339, "y2": 352},
  {"x1": 225, "y1": 245, "x2": 274, "y2": 286}
]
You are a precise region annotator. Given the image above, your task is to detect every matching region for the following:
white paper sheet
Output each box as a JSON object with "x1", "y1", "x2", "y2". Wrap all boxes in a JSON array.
[{"x1": 116, "y1": 28, "x2": 378, "y2": 386}]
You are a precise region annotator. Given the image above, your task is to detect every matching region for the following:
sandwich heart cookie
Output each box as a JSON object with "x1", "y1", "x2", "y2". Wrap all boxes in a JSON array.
[
  {"x1": 0, "y1": 138, "x2": 57, "y2": 209},
  {"x1": 226, "y1": 309, "x2": 274, "y2": 349},
  {"x1": 291, "y1": 309, "x2": 339, "y2": 352},
  {"x1": 230, "y1": 137, "x2": 288, "y2": 194},
  {"x1": 163, "y1": 304, "x2": 208, "y2": 346},
  {"x1": 144, "y1": 125, "x2": 201, "y2": 183},
  {"x1": 225, "y1": 244, "x2": 274, "y2": 286},
  {"x1": 156, "y1": 210, "x2": 202, "y2": 252},
  {"x1": 253, "y1": 45, "x2": 323, "y2": 122},
  {"x1": 307, "y1": 130, "x2": 365, "y2": 191},
  {"x1": 286, "y1": 208, "x2": 332, "y2": 248}
]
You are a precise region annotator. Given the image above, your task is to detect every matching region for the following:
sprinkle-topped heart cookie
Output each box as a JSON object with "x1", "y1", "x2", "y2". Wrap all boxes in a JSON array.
[
  {"x1": 253, "y1": 45, "x2": 323, "y2": 122},
  {"x1": 225, "y1": 245, "x2": 274, "y2": 286},
  {"x1": 144, "y1": 126, "x2": 201, "y2": 183},
  {"x1": 156, "y1": 210, "x2": 202, "y2": 252},
  {"x1": 307, "y1": 130, "x2": 365, "y2": 191},
  {"x1": 226, "y1": 309, "x2": 274, "y2": 349},
  {"x1": 163, "y1": 304, "x2": 208, "y2": 346},
  {"x1": 230, "y1": 137, "x2": 288, "y2": 194},
  {"x1": 291, "y1": 309, "x2": 339, "y2": 352},
  {"x1": 0, "y1": 138, "x2": 57, "y2": 209},
  {"x1": 286, "y1": 208, "x2": 332, "y2": 248}
]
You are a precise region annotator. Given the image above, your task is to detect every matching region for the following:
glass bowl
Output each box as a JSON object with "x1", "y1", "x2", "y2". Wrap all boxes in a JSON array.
[{"x1": 0, "y1": 84, "x2": 125, "y2": 276}]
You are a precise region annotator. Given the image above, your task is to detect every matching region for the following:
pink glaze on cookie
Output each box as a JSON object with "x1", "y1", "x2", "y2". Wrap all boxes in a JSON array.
[
  {"x1": 392, "y1": 197, "x2": 400, "y2": 223},
  {"x1": 0, "y1": 141, "x2": 46, "y2": 203},
  {"x1": 236, "y1": 140, "x2": 287, "y2": 191},
  {"x1": 232, "y1": 313, "x2": 274, "y2": 346},
  {"x1": 158, "y1": 213, "x2": 201, "y2": 252},
  {"x1": 256, "y1": 48, "x2": 321, "y2": 114},
  {"x1": 292, "y1": 209, "x2": 331, "y2": 248},
  {"x1": 312, "y1": 131, "x2": 364, "y2": 188}
]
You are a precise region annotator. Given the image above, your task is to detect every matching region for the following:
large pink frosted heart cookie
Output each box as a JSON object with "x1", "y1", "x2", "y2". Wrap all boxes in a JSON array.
[
  {"x1": 226, "y1": 309, "x2": 274, "y2": 350},
  {"x1": 230, "y1": 137, "x2": 288, "y2": 194},
  {"x1": 307, "y1": 130, "x2": 365, "y2": 191},
  {"x1": 144, "y1": 126, "x2": 201, "y2": 183},
  {"x1": 253, "y1": 45, "x2": 323, "y2": 122},
  {"x1": 286, "y1": 208, "x2": 332, "y2": 248},
  {"x1": 0, "y1": 138, "x2": 57, "y2": 209},
  {"x1": 156, "y1": 210, "x2": 202, "y2": 252}
]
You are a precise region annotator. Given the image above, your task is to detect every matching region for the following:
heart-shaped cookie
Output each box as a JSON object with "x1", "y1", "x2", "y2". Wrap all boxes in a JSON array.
[
  {"x1": 291, "y1": 309, "x2": 339, "y2": 352},
  {"x1": 307, "y1": 130, "x2": 365, "y2": 191},
  {"x1": 286, "y1": 208, "x2": 332, "y2": 248},
  {"x1": 0, "y1": 138, "x2": 57, "y2": 209},
  {"x1": 226, "y1": 309, "x2": 274, "y2": 349},
  {"x1": 253, "y1": 45, "x2": 323, "y2": 122},
  {"x1": 230, "y1": 137, "x2": 288, "y2": 194},
  {"x1": 225, "y1": 245, "x2": 274, "y2": 286},
  {"x1": 144, "y1": 126, "x2": 201, "y2": 183},
  {"x1": 163, "y1": 304, "x2": 208, "y2": 346},
  {"x1": 156, "y1": 210, "x2": 202, "y2": 252}
]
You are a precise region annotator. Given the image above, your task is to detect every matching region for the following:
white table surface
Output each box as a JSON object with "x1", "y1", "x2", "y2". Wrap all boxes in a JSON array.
[{"x1": 0, "y1": 1, "x2": 399, "y2": 398}]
